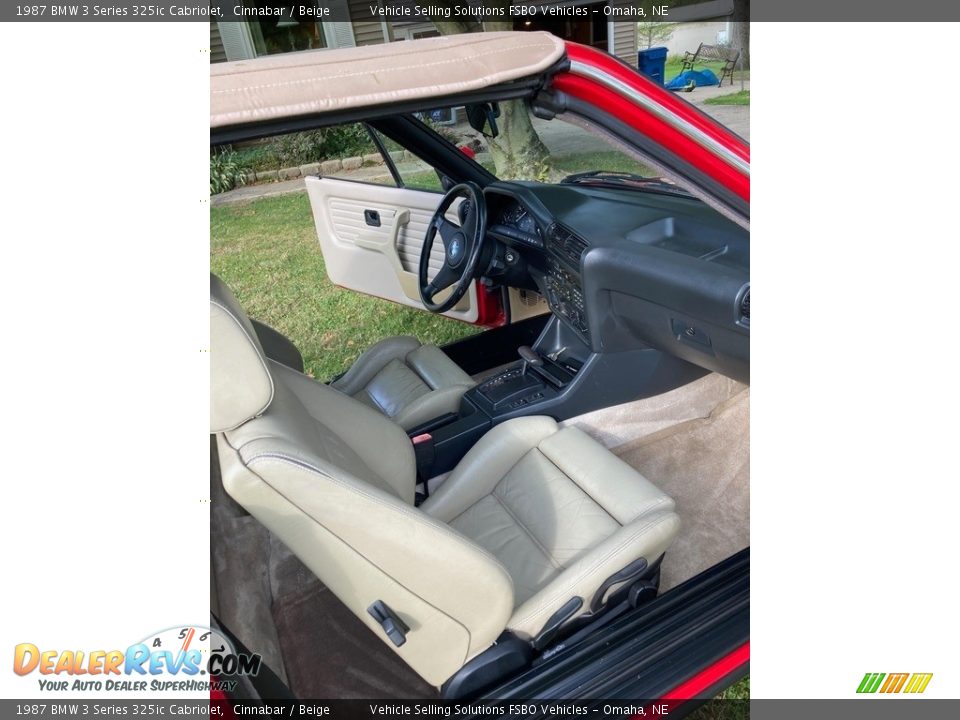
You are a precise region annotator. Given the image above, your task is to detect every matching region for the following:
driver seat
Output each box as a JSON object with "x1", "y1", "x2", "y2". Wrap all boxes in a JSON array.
[
  {"x1": 234, "y1": 283, "x2": 475, "y2": 432},
  {"x1": 329, "y1": 336, "x2": 475, "y2": 431},
  {"x1": 211, "y1": 273, "x2": 680, "y2": 689}
]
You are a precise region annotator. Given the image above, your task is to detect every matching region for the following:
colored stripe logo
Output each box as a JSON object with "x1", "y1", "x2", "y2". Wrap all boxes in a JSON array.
[{"x1": 857, "y1": 672, "x2": 932, "y2": 694}]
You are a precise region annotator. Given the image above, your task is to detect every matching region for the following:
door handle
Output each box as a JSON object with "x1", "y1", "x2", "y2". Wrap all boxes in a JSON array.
[
  {"x1": 363, "y1": 209, "x2": 381, "y2": 227},
  {"x1": 355, "y1": 209, "x2": 408, "y2": 260}
]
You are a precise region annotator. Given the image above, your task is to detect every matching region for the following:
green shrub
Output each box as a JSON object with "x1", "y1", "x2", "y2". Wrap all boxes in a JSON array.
[
  {"x1": 272, "y1": 125, "x2": 374, "y2": 167},
  {"x1": 210, "y1": 150, "x2": 249, "y2": 195},
  {"x1": 231, "y1": 143, "x2": 279, "y2": 172},
  {"x1": 420, "y1": 117, "x2": 462, "y2": 147}
]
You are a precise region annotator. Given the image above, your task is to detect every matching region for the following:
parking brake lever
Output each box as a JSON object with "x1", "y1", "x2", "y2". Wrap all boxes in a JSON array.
[{"x1": 518, "y1": 345, "x2": 543, "y2": 376}]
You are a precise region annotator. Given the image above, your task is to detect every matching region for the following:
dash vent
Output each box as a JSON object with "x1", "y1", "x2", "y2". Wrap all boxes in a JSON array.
[
  {"x1": 739, "y1": 288, "x2": 750, "y2": 322},
  {"x1": 550, "y1": 225, "x2": 589, "y2": 267}
]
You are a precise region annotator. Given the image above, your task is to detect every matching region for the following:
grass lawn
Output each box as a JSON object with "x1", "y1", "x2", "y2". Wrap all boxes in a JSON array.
[
  {"x1": 665, "y1": 57, "x2": 749, "y2": 85},
  {"x1": 692, "y1": 676, "x2": 749, "y2": 719},
  {"x1": 705, "y1": 91, "x2": 750, "y2": 106},
  {"x1": 210, "y1": 192, "x2": 479, "y2": 381},
  {"x1": 550, "y1": 150, "x2": 655, "y2": 177}
]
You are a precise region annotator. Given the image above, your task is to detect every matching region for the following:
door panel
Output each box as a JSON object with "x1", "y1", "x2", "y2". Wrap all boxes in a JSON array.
[{"x1": 306, "y1": 176, "x2": 478, "y2": 323}]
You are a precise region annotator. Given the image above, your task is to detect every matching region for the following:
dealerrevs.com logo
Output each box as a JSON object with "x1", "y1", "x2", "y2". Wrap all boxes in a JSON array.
[
  {"x1": 12, "y1": 625, "x2": 261, "y2": 692},
  {"x1": 857, "y1": 672, "x2": 933, "y2": 694}
]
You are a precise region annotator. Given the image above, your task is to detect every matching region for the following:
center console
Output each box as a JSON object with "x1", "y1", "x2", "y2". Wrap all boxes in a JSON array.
[
  {"x1": 471, "y1": 348, "x2": 581, "y2": 414},
  {"x1": 410, "y1": 329, "x2": 590, "y2": 479},
  {"x1": 408, "y1": 312, "x2": 706, "y2": 482},
  {"x1": 543, "y1": 224, "x2": 590, "y2": 342},
  {"x1": 407, "y1": 224, "x2": 707, "y2": 481}
]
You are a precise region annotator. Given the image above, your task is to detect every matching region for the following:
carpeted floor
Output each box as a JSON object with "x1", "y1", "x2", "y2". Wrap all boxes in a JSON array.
[
  {"x1": 562, "y1": 373, "x2": 749, "y2": 592},
  {"x1": 608, "y1": 386, "x2": 749, "y2": 591},
  {"x1": 271, "y1": 568, "x2": 437, "y2": 699}
]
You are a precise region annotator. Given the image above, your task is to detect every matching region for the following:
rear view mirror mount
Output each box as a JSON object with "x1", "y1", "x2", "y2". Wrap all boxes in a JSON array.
[{"x1": 466, "y1": 102, "x2": 500, "y2": 138}]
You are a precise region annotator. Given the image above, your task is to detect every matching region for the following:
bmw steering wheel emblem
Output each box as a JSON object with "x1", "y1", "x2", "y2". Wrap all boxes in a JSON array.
[{"x1": 448, "y1": 234, "x2": 464, "y2": 266}]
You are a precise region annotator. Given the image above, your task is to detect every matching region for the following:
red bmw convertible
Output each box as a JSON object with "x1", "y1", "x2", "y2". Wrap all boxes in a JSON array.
[{"x1": 209, "y1": 31, "x2": 749, "y2": 709}]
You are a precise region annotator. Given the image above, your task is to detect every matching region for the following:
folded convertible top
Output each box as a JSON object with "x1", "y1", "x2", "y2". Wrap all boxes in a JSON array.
[{"x1": 210, "y1": 31, "x2": 566, "y2": 129}]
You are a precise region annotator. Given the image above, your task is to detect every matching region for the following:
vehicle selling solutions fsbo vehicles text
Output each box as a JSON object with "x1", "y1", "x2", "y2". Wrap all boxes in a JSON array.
[{"x1": 369, "y1": 4, "x2": 598, "y2": 19}]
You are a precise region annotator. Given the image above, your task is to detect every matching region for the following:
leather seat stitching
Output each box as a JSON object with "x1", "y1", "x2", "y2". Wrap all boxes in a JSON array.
[
  {"x1": 535, "y1": 448, "x2": 620, "y2": 528},
  {"x1": 361, "y1": 387, "x2": 392, "y2": 416},
  {"x1": 489, "y1": 490, "x2": 563, "y2": 571},
  {"x1": 364, "y1": 361, "x2": 430, "y2": 417},
  {"x1": 404, "y1": 347, "x2": 439, "y2": 392},
  {"x1": 239, "y1": 459, "x2": 476, "y2": 670},
  {"x1": 539, "y1": 441, "x2": 673, "y2": 523},
  {"x1": 510, "y1": 512, "x2": 678, "y2": 628},
  {"x1": 445, "y1": 443, "x2": 543, "y2": 526},
  {"x1": 246, "y1": 451, "x2": 516, "y2": 596}
]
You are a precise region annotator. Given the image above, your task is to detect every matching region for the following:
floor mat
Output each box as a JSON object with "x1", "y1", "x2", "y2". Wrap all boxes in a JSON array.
[
  {"x1": 272, "y1": 568, "x2": 437, "y2": 699},
  {"x1": 611, "y1": 387, "x2": 749, "y2": 592},
  {"x1": 562, "y1": 372, "x2": 746, "y2": 449}
]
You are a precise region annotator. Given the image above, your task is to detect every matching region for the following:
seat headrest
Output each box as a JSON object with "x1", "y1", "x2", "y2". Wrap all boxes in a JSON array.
[{"x1": 210, "y1": 273, "x2": 275, "y2": 433}]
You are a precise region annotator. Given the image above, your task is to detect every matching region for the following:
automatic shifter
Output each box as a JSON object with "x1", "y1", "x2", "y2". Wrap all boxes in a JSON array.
[{"x1": 518, "y1": 346, "x2": 543, "y2": 376}]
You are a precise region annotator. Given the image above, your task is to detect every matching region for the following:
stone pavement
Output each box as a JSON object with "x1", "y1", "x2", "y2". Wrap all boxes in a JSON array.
[{"x1": 212, "y1": 82, "x2": 748, "y2": 206}]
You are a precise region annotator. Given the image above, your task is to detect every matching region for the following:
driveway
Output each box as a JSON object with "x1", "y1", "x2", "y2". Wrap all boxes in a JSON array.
[{"x1": 686, "y1": 81, "x2": 750, "y2": 141}]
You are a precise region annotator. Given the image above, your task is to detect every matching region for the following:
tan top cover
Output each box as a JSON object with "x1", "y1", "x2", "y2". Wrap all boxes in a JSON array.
[{"x1": 210, "y1": 31, "x2": 566, "y2": 128}]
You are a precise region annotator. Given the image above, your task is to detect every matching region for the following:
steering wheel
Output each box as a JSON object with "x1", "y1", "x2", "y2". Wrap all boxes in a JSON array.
[{"x1": 418, "y1": 182, "x2": 487, "y2": 313}]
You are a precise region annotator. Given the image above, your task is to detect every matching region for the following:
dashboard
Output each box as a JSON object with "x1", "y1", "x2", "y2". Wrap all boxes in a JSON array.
[{"x1": 482, "y1": 182, "x2": 750, "y2": 383}]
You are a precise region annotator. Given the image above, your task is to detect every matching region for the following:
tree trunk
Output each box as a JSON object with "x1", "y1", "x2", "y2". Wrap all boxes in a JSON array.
[
  {"x1": 485, "y1": 97, "x2": 551, "y2": 180},
  {"x1": 731, "y1": 1, "x2": 750, "y2": 70},
  {"x1": 429, "y1": 19, "x2": 550, "y2": 179}
]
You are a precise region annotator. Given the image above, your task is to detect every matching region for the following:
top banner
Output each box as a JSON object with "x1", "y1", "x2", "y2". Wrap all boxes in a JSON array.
[{"x1": 4, "y1": 0, "x2": 960, "y2": 23}]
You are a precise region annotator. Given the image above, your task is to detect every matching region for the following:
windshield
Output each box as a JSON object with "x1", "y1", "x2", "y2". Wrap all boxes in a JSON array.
[
  {"x1": 419, "y1": 100, "x2": 676, "y2": 187},
  {"x1": 417, "y1": 102, "x2": 684, "y2": 193}
]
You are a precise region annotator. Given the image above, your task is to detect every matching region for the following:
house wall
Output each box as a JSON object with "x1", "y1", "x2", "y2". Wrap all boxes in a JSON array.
[
  {"x1": 660, "y1": 21, "x2": 729, "y2": 57},
  {"x1": 349, "y1": 0, "x2": 389, "y2": 45},
  {"x1": 611, "y1": 17, "x2": 638, "y2": 66}
]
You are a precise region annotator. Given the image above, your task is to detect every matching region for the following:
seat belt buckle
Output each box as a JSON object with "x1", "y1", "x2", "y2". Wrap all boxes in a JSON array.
[
  {"x1": 411, "y1": 433, "x2": 435, "y2": 503},
  {"x1": 412, "y1": 433, "x2": 435, "y2": 466}
]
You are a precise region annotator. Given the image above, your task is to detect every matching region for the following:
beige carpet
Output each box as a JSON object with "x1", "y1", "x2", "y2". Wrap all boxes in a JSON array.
[{"x1": 563, "y1": 374, "x2": 749, "y2": 592}]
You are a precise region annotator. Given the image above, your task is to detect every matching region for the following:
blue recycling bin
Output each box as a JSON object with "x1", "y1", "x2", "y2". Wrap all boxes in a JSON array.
[{"x1": 638, "y1": 46, "x2": 668, "y2": 86}]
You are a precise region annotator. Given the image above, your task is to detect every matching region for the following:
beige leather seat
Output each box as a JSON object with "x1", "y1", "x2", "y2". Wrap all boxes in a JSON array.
[
  {"x1": 329, "y1": 336, "x2": 475, "y2": 431},
  {"x1": 211, "y1": 274, "x2": 680, "y2": 688}
]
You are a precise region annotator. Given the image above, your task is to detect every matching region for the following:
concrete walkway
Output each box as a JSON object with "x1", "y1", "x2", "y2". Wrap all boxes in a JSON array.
[
  {"x1": 686, "y1": 81, "x2": 750, "y2": 140},
  {"x1": 212, "y1": 82, "x2": 749, "y2": 207},
  {"x1": 212, "y1": 161, "x2": 408, "y2": 207}
]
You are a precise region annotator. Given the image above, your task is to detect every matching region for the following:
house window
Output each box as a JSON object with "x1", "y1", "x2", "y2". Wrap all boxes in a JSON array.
[
  {"x1": 514, "y1": 9, "x2": 609, "y2": 50},
  {"x1": 246, "y1": 2, "x2": 328, "y2": 56},
  {"x1": 393, "y1": 23, "x2": 440, "y2": 41}
]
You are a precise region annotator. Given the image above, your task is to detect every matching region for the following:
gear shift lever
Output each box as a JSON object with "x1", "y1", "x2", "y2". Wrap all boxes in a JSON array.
[{"x1": 518, "y1": 346, "x2": 543, "y2": 376}]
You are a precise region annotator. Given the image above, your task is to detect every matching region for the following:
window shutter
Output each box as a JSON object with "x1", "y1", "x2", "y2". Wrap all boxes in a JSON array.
[
  {"x1": 325, "y1": 21, "x2": 357, "y2": 49},
  {"x1": 322, "y1": 0, "x2": 356, "y2": 48},
  {"x1": 216, "y1": 21, "x2": 255, "y2": 61}
]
